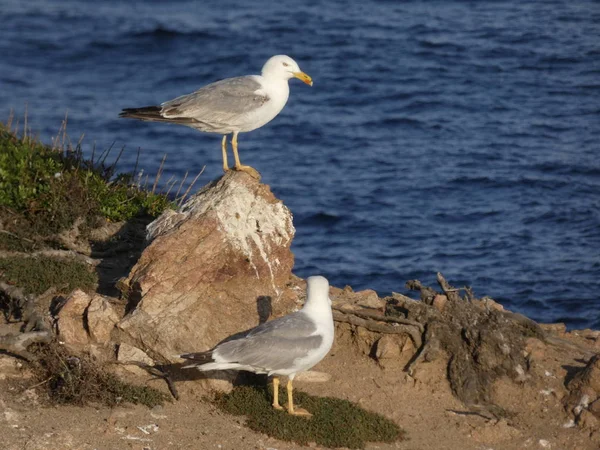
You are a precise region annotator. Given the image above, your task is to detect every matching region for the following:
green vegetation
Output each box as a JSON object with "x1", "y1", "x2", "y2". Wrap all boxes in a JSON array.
[
  {"x1": 217, "y1": 386, "x2": 405, "y2": 449},
  {"x1": 31, "y1": 342, "x2": 169, "y2": 408},
  {"x1": 0, "y1": 255, "x2": 97, "y2": 295},
  {"x1": 0, "y1": 122, "x2": 172, "y2": 238},
  {"x1": 0, "y1": 119, "x2": 176, "y2": 410}
]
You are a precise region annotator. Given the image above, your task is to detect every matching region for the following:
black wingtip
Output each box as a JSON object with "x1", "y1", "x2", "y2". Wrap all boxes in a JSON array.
[
  {"x1": 179, "y1": 351, "x2": 215, "y2": 364},
  {"x1": 119, "y1": 105, "x2": 162, "y2": 119}
]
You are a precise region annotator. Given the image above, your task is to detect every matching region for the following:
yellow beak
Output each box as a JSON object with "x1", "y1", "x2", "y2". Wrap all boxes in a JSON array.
[{"x1": 293, "y1": 71, "x2": 313, "y2": 86}]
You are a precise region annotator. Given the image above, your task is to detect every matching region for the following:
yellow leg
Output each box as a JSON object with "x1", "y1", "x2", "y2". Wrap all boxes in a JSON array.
[
  {"x1": 286, "y1": 379, "x2": 312, "y2": 417},
  {"x1": 221, "y1": 135, "x2": 229, "y2": 172},
  {"x1": 231, "y1": 132, "x2": 243, "y2": 168},
  {"x1": 272, "y1": 377, "x2": 283, "y2": 410},
  {"x1": 231, "y1": 132, "x2": 260, "y2": 179}
]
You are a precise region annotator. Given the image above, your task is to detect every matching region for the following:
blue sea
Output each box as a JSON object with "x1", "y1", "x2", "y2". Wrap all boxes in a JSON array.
[{"x1": 1, "y1": 0, "x2": 599, "y2": 329}]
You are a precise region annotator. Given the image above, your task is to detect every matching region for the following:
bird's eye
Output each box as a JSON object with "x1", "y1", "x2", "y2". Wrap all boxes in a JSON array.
[{"x1": 282, "y1": 62, "x2": 289, "y2": 67}]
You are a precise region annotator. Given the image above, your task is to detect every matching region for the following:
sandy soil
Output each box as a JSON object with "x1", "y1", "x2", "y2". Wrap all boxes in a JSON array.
[{"x1": 1, "y1": 322, "x2": 599, "y2": 450}]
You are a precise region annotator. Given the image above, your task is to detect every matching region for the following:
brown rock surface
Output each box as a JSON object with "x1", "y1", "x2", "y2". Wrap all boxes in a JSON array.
[
  {"x1": 564, "y1": 353, "x2": 600, "y2": 420},
  {"x1": 56, "y1": 289, "x2": 91, "y2": 347},
  {"x1": 117, "y1": 171, "x2": 298, "y2": 362},
  {"x1": 86, "y1": 295, "x2": 119, "y2": 344}
]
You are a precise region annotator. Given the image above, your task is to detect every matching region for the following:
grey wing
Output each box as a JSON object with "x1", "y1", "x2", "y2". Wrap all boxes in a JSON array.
[
  {"x1": 214, "y1": 312, "x2": 322, "y2": 372},
  {"x1": 246, "y1": 312, "x2": 317, "y2": 338},
  {"x1": 161, "y1": 76, "x2": 269, "y2": 122}
]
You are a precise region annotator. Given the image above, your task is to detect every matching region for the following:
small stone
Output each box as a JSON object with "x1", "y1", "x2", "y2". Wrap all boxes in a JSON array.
[
  {"x1": 0, "y1": 355, "x2": 24, "y2": 380},
  {"x1": 578, "y1": 409, "x2": 600, "y2": 429},
  {"x1": 524, "y1": 337, "x2": 546, "y2": 361},
  {"x1": 353, "y1": 289, "x2": 385, "y2": 309},
  {"x1": 482, "y1": 298, "x2": 505, "y2": 312},
  {"x1": 375, "y1": 335, "x2": 401, "y2": 361},
  {"x1": 57, "y1": 290, "x2": 91, "y2": 346},
  {"x1": 3, "y1": 408, "x2": 20, "y2": 423},
  {"x1": 432, "y1": 294, "x2": 447, "y2": 312},
  {"x1": 117, "y1": 344, "x2": 154, "y2": 365},
  {"x1": 87, "y1": 295, "x2": 120, "y2": 344},
  {"x1": 589, "y1": 398, "x2": 600, "y2": 418}
]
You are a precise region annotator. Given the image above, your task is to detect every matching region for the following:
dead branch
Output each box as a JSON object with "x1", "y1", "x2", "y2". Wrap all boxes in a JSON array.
[
  {"x1": 0, "y1": 282, "x2": 51, "y2": 331},
  {"x1": 333, "y1": 310, "x2": 422, "y2": 348},
  {"x1": 0, "y1": 229, "x2": 34, "y2": 244},
  {"x1": 113, "y1": 361, "x2": 179, "y2": 400},
  {"x1": 0, "y1": 331, "x2": 52, "y2": 361},
  {"x1": 405, "y1": 325, "x2": 435, "y2": 375},
  {"x1": 436, "y1": 272, "x2": 461, "y2": 302},
  {"x1": 405, "y1": 279, "x2": 438, "y2": 304},
  {"x1": 332, "y1": 305, "x2": 424, "y2": 332}
]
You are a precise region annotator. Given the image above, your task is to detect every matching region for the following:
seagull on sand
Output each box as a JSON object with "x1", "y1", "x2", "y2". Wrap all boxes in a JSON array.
[
  {"x1": 180, "y1": 275, "x2": 334, "y2": 417},
  {"x1": 119, "y1": 55, "x2": 313, "y2": 177}
]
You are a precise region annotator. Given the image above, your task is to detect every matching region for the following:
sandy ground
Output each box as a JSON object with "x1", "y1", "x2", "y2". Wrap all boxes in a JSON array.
[{"x1": 1, "y1": 322, "x2": 599, "y2": 450}]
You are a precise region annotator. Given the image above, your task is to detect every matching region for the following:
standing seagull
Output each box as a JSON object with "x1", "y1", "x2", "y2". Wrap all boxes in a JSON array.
[
  {"x1": 179, "y1": 275, "x2": 334, "y2": 417},
  {"x1": 119, "y1": 55, "x2": 312, "y2": 177}
]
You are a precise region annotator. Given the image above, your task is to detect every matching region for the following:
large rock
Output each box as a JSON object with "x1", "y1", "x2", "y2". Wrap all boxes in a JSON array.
[{"x1": 117, "y1": 171, "x2": 298, "y2": 362}]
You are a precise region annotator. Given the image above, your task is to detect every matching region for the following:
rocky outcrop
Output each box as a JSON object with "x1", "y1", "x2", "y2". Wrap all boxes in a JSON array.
[{"x1": 116, "y1": 171, "x2": 298, "y2": 363}]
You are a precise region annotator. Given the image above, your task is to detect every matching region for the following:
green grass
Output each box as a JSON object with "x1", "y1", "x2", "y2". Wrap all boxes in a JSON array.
[
  {"x1": 0, "y1": 256, "x2": 97, "y2": 295},
  {"x1": 217, "y1": 386, "x2": 405, "y2": 449},
  {"x1": 0, "y1": 122, "x2": 173, "y2": 238}
]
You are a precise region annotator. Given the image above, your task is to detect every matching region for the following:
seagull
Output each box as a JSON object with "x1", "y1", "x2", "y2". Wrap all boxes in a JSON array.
[
  {"x1": 180, "y1": 275, "x2": 334, "y2": 417},
  {"x1": 119, "y1": 55, "x2": 313, "y2": 178}
]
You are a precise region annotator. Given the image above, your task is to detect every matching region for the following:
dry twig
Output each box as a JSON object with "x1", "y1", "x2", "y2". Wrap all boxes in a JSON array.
[{"x1": 332, "y1": 309, "x2": 423, "y2": 348}]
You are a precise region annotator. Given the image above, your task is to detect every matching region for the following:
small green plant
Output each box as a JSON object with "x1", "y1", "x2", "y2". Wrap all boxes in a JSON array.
[
  {"x1": 0, "y1": 256, "x2": 98, "y2": 295},
  {"x1": 216, "y1": 386, "x2": 405, "y2": 449}
]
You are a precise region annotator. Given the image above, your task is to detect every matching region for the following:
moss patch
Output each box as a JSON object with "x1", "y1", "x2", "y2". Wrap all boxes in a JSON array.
[
  {"x1": 216, "y1": 386, "x2": 405, "y2": 449},
  {"x1": 0, "y1": 256, "x2": 97, "y2": 295},
  {"x1": 31, "y1": 342, "x2": 169, "y2": 408}
]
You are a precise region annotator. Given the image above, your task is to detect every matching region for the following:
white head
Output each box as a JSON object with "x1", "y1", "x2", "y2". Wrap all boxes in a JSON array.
[
  {"x1": 304, "y1": 275, "x2": 332, "y2": 308},
  {"x1": 261, "y1": 55, "x2": 313, "y2": 86}
]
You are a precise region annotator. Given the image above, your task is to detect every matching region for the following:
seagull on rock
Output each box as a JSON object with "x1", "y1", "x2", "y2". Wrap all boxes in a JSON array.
[
  {"x1": 180, "y1": 275, "x2": 334, "y2": 417},
  {"x1": 119, "y1": 55, "x2": 313, "y2": 178}
]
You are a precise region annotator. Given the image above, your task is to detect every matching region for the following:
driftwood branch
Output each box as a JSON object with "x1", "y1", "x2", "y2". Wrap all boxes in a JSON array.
[
  {"x1": 332, "y1": 305, "x2": 424, "y2": 332},
  {"x1": 405, "y1": 325, "x2": 434, "y2": 375},
  {"x1": 0, "y1": 331, "x2": 52, "y2": 361},
  {"x1": 333, "y1": 309, "x2": 423, "y2": 348},
  {"x1": 436, "y1": 272, "x2": 461, "y2": 302},
  {"x1": 0, "y1": 282, "x2": 50, "y2": 331},
  {"x1": 405, "y1": 279, "x2": 438, "y2": 304}
]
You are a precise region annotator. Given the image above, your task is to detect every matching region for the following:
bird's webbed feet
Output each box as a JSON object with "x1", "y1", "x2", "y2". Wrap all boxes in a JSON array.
[{"x1": 233, "y1": 164, "x2": 261, "y2": 180}]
